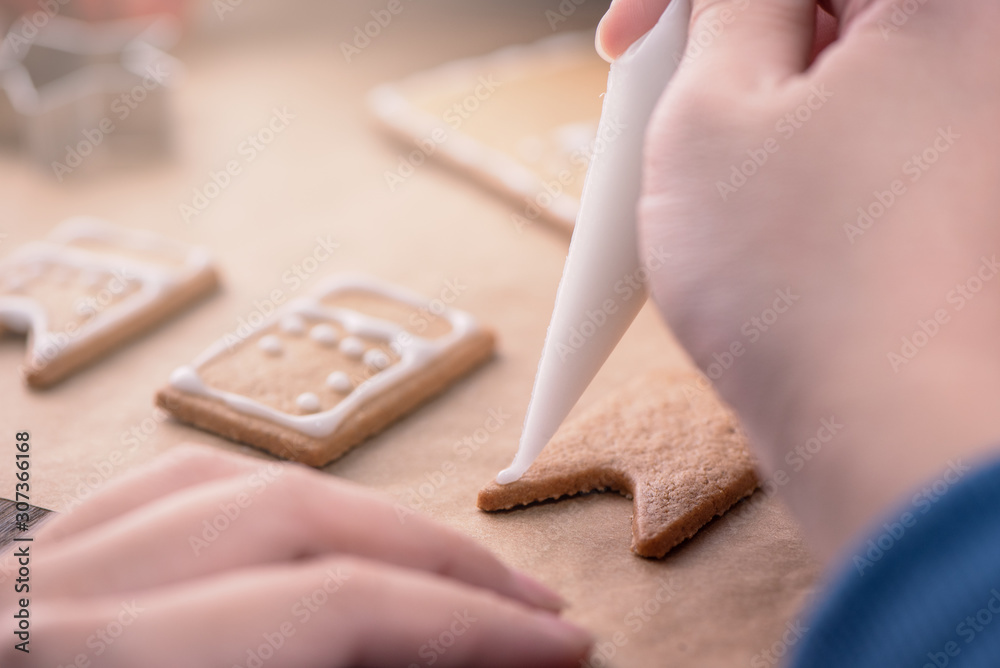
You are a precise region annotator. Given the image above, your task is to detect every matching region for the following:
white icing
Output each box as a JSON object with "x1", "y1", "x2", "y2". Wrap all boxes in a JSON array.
[
  {"x1": 0, "y1": 300, "x2": 36, "y2": 333},
  {"x1": 365, "y1": 33, "x2": 598, "y2": 231},
  {"x1": 296, "y1": 392, "x2": 321, "y2": 413},
  {"x1": 309, "y1": 323, "x2": 338, "y2": 346},
  {"x1": 280, "y1": 314, "x2": 306, "y2": 335},
  {"x1": 325, "y1": 370, "x2": 352, "y2": 393},
  {"x1": 338, "y1": 336, "x2": 366, "y2": 359},
  {"x1": 257, "y1": 335, "x2": 283, "y2": 356},
  {"x1": 169, "y1": 365, "x2": 206, "y2": 393},
  {"x1": 363, "y1": 348, "x2": 390, "y2": 371},
  {"x1": 0, "y1": 218, "x2": 214, "y2": 372},
  {"x1": 168, "y1": 274, "x2": 480, "y2": 439}
]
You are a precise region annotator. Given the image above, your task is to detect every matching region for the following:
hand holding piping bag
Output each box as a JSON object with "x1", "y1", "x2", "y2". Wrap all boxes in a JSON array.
[{"x1": 600, "y1": 0, "x2": 1000, "y2": 565}]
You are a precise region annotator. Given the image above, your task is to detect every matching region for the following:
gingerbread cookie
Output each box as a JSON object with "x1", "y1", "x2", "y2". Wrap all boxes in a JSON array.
[
  {"x1": 157, "y1": 275, "x2": 496, "y2": 467},
  {"x1": 0, "y1": 218, "x2": 218, "y2": 387},
  {"x1": 369, "y1": 33, "x2": 609, "y2": 233},
  {"x1": 478, "y1": 368, "x2": 759, "y2": 558}
]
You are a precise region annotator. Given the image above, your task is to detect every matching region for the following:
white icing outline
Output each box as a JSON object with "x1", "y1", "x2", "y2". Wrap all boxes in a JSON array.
[
  {"x1": 366, "y1": 32, "x2": 604, "y2": 233},
  {"x1": 169, "y1": 274, "x2": 482, "y2": 439},
  {"x1": 0, "y1": 217, "x2": 213, "y2": 371}
]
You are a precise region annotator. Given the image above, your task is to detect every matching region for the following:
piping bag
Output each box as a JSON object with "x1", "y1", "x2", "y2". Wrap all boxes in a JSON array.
[{"x1": 496, "y1": 0, "x2": 691, "y2": 484}]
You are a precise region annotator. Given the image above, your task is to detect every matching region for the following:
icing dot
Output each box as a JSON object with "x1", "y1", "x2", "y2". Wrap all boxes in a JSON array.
[
  {"x1": 170, "y1": 366, "x2": 206, "y2": 393},
  {"x1": 258, "y1": 335, "x2": 283, "y2": 356},
  {"x1": 339, "y1": 336, "x2": 366, "y2": 359},
  {"x1": 363, "y1": 349, "x2": 390, "y2": 371},
  {"x1": 325, "y1": 371, "x2": 353, "y2": 393},
  {"x1": 309, "y1": 324, "x2": 338, "y2": 346},
  {"x1": 280, "y1": 315, "x2": 306, "y2": 335},
  {"x1": 296, "y1": 392, "x2": 322, "y2": 413}
]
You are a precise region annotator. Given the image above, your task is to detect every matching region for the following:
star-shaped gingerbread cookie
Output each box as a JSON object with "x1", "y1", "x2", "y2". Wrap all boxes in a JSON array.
[{"x1": 478, "y1": 368, "x2": 759, "y2": 558}]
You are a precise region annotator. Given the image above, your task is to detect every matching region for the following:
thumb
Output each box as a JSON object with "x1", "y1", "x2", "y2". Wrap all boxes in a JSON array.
[
  {"x1": 598, "y1": 0, "x2": 820, "y2": 84},
  {"x1": 596, "y1": 0, "x2": 672, "y2": 61}
]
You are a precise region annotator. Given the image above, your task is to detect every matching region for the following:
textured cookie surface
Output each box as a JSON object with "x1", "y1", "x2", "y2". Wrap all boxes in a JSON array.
[
  {"x1": 0, "y1": 217, "x2": 218, "y2": 387},
  {"x1": 478, "y1": 368, "x2": 759, "y2": 558},
  {"x1": 157, "y1": 274, "x2": 496, "y2": 467},
  {"x1": 368, "y1": 32, "x2": 608, "y2": 233}
]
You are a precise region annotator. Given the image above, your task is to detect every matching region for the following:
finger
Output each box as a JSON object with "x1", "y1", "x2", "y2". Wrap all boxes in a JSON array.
[
  {"x1": 38, "y1": 466, "x2": 566, "y2": 611},
  {"x1": 30, "y1": 557, "x2": 592, "y2": 668},
  {"x1": 596, "y1": 0, "x2": 672, "y2": 61},
  {"x1": 679, "y1": 0, "x2": 818, "y2": 86},
  {"x1": 36, "y1": 444, "x2": 267, "y2": 545}
]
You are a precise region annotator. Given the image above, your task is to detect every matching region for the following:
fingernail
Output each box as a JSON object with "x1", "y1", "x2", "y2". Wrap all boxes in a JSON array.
[
  {"x1": 594, "y1": 20, "x2": 614, "y2": 63},
  {"x1": 511, "y1": 571, "x2": 567, "y2": 611}
]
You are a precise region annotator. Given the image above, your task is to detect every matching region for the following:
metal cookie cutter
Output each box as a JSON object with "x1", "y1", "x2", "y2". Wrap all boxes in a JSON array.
[{"x1": 0, "y1": 14, "x2": 184, "y2": 175}]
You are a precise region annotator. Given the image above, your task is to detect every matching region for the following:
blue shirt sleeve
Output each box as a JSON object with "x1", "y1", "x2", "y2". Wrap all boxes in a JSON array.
[{"x1": 790, "y1": 457, "x2": 1000, "y2": 667}]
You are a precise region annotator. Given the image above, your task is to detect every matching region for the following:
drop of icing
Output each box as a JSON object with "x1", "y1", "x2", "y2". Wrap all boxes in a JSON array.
[
  {"x1": 339, "y1": 336, "x2": 366, "y2": 359},
  {"x1": 296, "y1": 392, "x2": 321, "y2": 413},
  {"x1": 280, "y1": 315, "x2": 306, "y2": 335},
  {"x1": 258, "y1": 335, "x2": 283, "y2": 356},
  {"x1": 170, "y1": 365, "x2": 206, "y2": 393},
  {"x1": 325, "y1": 371, "x2": 353, "y2": 393},
  {"x1": 363, "y1": 348, "x2": 390, "y2": 371},
  {"x1": 309, "y1": 324, "x2": 338, "y2": 346}
]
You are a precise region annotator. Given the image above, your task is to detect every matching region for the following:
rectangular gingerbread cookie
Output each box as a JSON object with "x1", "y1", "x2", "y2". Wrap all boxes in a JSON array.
[
  {"x1": 368, "y1": 32, "x2": 609, "y2": 233},
  {"x1": 0, "y1": 217, "x2": 218, "y2": 387},
  {"x1": 157, "y1": 274, "x2": 496, "y2": 467}
]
